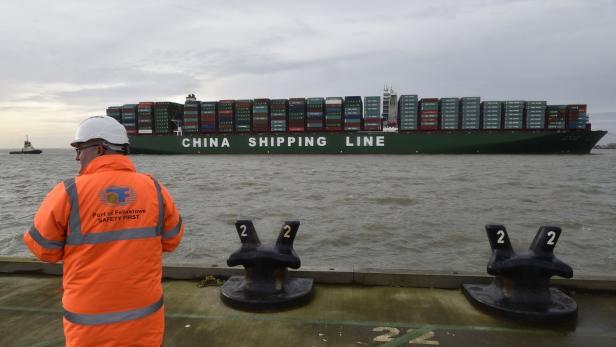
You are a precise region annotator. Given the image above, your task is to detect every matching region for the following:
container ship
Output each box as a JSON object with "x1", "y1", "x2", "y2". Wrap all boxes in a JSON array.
[{"x1": 106, "y1": 88, "x2": 607, "y2": 154}]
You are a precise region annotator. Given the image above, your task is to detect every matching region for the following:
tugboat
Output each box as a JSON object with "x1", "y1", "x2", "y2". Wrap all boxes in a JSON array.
[{"x1": 9, "y1": 135, "x2": 42, "y2": 154}]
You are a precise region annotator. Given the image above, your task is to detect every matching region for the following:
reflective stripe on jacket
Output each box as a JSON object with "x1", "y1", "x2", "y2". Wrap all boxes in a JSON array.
[{"x1": 24, "y1": 155, "x2": 184, "y2": 326}]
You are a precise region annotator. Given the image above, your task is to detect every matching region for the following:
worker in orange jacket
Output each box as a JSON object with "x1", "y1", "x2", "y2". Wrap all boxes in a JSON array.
[{"x1": 23, "y1": 115, "x2": 184, "y2": 346}]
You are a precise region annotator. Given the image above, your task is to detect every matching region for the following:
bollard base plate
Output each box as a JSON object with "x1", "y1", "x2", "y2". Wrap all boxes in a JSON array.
[
  {"x1": 462, "y1": 283, "x2": 577, "y2": 323},
  {"x1": 220, "y1": 276, "x2": 314, "y2": 311}
]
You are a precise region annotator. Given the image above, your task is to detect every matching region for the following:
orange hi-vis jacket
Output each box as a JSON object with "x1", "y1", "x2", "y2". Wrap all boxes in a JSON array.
[{"x1": 23, "y1": 154, "x2": 184, "y2": 346}]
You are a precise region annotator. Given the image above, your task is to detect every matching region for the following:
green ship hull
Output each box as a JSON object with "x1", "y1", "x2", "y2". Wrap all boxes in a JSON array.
[{"x1": 128, "y1": 129, "x2": 607, "y2": 154}]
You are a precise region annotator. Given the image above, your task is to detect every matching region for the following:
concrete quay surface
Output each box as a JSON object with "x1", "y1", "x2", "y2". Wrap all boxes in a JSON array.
[{"x1": 1, "y1": 258, "x2": 615, "y2": 346}]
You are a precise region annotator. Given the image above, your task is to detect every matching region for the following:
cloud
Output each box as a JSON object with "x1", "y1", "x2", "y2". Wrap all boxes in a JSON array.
[{"x1": 0, "y1": 0, "x2": 615, "y2": 147}]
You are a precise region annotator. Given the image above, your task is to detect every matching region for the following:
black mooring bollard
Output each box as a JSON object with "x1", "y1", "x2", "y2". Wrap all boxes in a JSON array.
[
  {"x1": 462, "y1": 224, "x2": 577, "y2": 323},
  {"x1": 220, "y1": 220, "x2": 314, "y2": 311}
]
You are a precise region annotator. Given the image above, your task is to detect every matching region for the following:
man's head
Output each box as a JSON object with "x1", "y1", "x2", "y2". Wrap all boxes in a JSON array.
[{"x1": 71, "y1": 116, "x2": 129, "y2": 171}]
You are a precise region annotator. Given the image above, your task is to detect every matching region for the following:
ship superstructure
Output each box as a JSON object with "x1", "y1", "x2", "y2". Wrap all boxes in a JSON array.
[
  {"x1": 9, "y1": 135, "x2": 42, "y2": 154},
  {"x1": 382, "y1": 85, "x2": 398, "y2": 127}
]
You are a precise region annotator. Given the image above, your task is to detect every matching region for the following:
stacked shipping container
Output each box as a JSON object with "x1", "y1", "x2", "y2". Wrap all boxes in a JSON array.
[
  {"x1": 252, "y1": 99, "x2": 270, "y2": 132},
  {"x1": 363, "y1": 96, "x2": 381, "y2": 131},
  {"x1": 154, "y1": 103, "x2": 168, "y2": 135},
  {"x1": 344, "y1": 96, "x2": 362, "y2": 131},
  {"x1": 115, "y1": 94, "x2": 593, "y2": 135},
  {"x1": 106, "y1": 106, "x2": 122, "y2": 123},
  {"x1": 288, "y1": 98, "x2": 306, "y2": 131},
  {"x1": 461, "y1": 97, "x2": 480, "y2": 129},
  {"x1": 525, "y1": 101, "x2": 547, "y2": 129},
  {"x1": 200, "y1": 102, "x2": 217, "y2": 133},
  {"x1": 439, "y1": 98, "x2": 459, "y2": 130},
  {"x1": 546, "y1": 105, "x2": 566, "y2": 129},
  {"x1": 325, "y1": 97, "x2": 343, "y2": 131},
  {"x1": 566, "y1": 104, "x2": 587, "y2": 129},
  {"x1": 235, "y1": 100, "x2": 252, "y2": 132},
  {"x1": 503, "y1": 101, "x2": 525, "y2": 129},
  {"x1": 398, "y1": 95, "x2": 418, "y2": 131},
  {"x1": 419, "y1": 98, "x2": 439, "y2": 130},
  {"x1": 306, "y1": 98, "x2": 324, "y2": 130},
  {"x1": 289, "y1": 98, "x2": 306, "y2": 131},
  {"x1": 270, "y1": 99, "x2": 288, "y2": 132},
  {"x1": 154, "y1": 102, "x2": 183, "y2": 134},
  {"x1": 121, "y1": 104, "x2": 137, "y2": 134},
  {"x1": 137, "y1": 102, "x2": 155, "y2": 134},
  {"x1": 182, "y1": 100, "x2": 200, "y2": 133},
  {"x1": 481, "y1": 101, "x2": 502, "y2": 129},
  {"x1": 218, "y1": 100, "x2": 234, "y2": 133}
]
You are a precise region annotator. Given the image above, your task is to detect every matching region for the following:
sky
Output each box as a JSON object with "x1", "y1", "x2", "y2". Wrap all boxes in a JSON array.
[{"x1": 1, "y1": 0, "x2": 615, "y2": 148}]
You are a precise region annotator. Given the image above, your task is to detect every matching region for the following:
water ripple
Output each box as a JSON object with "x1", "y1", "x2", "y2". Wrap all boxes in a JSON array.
[{"x1": 1, "y1": 149, "x2": 615, "y2": 276}]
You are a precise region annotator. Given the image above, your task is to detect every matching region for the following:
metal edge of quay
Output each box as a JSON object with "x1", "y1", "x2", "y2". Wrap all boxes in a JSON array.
[{"x1": 1, "y1": 257, "x2": 615, "y2": 292}]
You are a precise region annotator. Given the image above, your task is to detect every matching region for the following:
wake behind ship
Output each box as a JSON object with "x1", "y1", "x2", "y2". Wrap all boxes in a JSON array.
[{"x1": 106, "y1": 89, "x2": 607, "y2": 154}]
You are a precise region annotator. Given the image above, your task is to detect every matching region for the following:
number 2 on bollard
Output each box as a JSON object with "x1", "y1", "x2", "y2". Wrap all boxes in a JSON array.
[
  {"x1": 283, "y1": 225, "x2": 292, "y2": 238},
  {"x1": 546, "y1": 231, "x2": 556, "y2": 245}
]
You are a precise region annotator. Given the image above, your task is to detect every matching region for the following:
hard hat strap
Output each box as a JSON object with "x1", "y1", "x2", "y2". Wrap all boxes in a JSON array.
[{"x1": 102, "y1": 142, "x2": 129, "y2": 155}]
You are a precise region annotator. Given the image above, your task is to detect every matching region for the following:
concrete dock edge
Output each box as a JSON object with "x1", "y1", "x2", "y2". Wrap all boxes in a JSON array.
[{"x1": 1, "y1": 257, "x2": 615, "y2": 291}]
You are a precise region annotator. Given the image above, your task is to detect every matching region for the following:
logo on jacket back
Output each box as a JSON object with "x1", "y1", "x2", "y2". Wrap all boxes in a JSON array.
[{"x1": 99, "y1": 186, "x2": 136, "y2": 206}]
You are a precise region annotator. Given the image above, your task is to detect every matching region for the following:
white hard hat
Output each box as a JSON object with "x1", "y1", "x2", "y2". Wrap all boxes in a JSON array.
[{"x1": 71, "y1": 115, "x2": 129, "y2": 147}]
